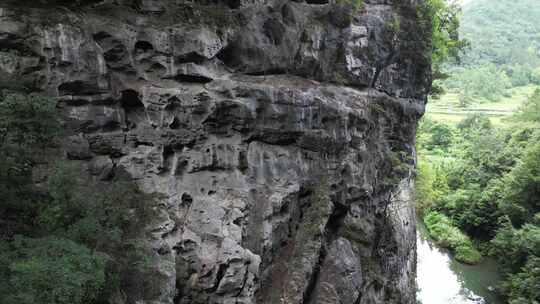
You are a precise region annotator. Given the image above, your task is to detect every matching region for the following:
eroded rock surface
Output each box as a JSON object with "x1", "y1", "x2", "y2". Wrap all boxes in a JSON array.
[{"x1": 0, "y1": 0, "x2": 430, "y2": 303}]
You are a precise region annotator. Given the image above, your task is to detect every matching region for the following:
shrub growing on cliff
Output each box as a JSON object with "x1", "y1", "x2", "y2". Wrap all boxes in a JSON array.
[
  {"x1": 0, "y1": 236, "x2": 106, "y2": 304},
  {"x1": 0, "y1": 93, "x2": 59, "y2": 149},
  {"x1": 0, "y1": 93, "x2": 60, "y2": 230},
  {"x1": 41, "y1": 163, "x2": 160, "y2": 302},
  {"x1": 418, "y1": 0, "x2": 468, "y2": 92},
  {"x1": 0, "y1": 91, "x2": 160, "y2": 304},
  {"x1": 1, "y1": 161, "x2": 160, "y2": 304}
]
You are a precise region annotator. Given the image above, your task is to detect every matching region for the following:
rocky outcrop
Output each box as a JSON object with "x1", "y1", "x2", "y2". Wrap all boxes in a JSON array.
[{"x1": 0, "y1": 0, "x2": 430, "y2": 303}]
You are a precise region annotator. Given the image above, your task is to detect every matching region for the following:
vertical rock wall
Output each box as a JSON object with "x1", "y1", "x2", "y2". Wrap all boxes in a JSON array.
[{"x1": 0, "y1": 0, "x2": 430, "y2": 303}]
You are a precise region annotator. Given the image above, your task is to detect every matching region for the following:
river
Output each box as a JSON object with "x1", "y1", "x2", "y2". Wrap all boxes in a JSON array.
[{"x1": 416, "y1": 221, "x2": 504, "y2": 304}]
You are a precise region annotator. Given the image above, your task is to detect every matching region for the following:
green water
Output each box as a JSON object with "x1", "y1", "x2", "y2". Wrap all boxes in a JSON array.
[{"x1": 417, "y1": 221, "x2": 504, "y2": 304}]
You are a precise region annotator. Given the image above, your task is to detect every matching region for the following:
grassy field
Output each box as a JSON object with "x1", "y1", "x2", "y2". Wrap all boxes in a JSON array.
[{"x1": 425, "y1": 85, "x2": 537, "y2": 125}]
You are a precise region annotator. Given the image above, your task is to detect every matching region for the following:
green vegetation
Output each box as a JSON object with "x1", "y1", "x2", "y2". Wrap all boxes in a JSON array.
[
  {"x1": 418, "y1": 0, "x2": 468, "y2": 85},
  {"x1": 424, "y1": 211, "x2": 481, "y2": 264},
  {"x1": 434, "y1": 0, "x2": 540, "y2": 103},
  {"x1": 416, "y1": 88, "x2": 540, "y2": 302},
  {"x1": 0, "y1": 92, "x2": 159, "y2": 304},
  {"x1": 0, "y1": 236, "x2": 106, "y2": 304}
]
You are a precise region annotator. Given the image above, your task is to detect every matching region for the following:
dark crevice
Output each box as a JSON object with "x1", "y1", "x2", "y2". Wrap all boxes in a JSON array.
[
  {"x1": 371, "y1": 50, "x2": 398, "y2": 88},
  {"x1": 326, "y1": 202, "x2": 349, "y2": 238},
  {"x1": 159, "y1": 145, "x2": 175, "y2": 173},
  {"x1": 172, "y1": 74, "x2": 213, "y2": 83},
  {"x1": 263, "y1": 19, "x2": 286, "y2": 45},
  {"x1": 120, "y1": 89, "x2": 145, "y2": 128},
  {"x1": 93, "y1": 31, "x2": 112, "y2": 42},
  {"x1": 216, "y1": 45, "x2": 239, "y2": 69},
  {"x1": 237, "y1": 150, "x2": 249, "y2": 173},
  {"x1": 58, "y1": 81, "x2": 101, "y2": 96},
  {"x1": 134, "y1": 40, "x2": 154, "y2": 52},
  {"x1": 244, "y1": 68, "x2": 287, "y2": 76},
  {"x1": 208, "y1": 263, "x2": 228, "y2": 293},
  {"x1": 120, "y1": 89, "x2": 143, "y2": 108},
  {"x1": 181, "y1": 193, "x2": 193, "y2": 206},
  {"x1": 173, "y1": 271, "x2": 187, "y2": 304},
  {"x1": 302, "y1": 201, "x2": 349, "y2": 304},
  {"x1": 305, "y1": 0, "x2": 329, "y2": 4},
  {"x1": 169, "y1": 117, "x2": 181, "y2": 129},
  {"x1": 302, "y1": 241, "x2": 327, "y2": 304},
  {"x1": 177, "y1": 52, "x2": 206, "y2": 64},
  {"x1": 134, "y1": 141, "x2": 154, "y2": 147},
  {"x1": 234, "y1": 264, "x2": 250, "y2": 297},
  {"x1": 353, "y1": 289, "x2": 363, "y2": 304},
  {"x1": 226, "y1": 0, "x2": 241, "y2": 9},
  {"x1": 103, "y1": 44, "x2": 127, "y2": 63}
]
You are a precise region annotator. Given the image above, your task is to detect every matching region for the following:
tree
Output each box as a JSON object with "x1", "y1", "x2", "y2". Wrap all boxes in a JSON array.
[
  {"x1": 419, "y1": 0, "x2": 469, "y2": 83},
  {"x1": 457, "y1": 113, "x2": 492, "y2": 132},
  {"x1": 0, "y1": 93, "x2": 60, "y2": 234},
  {"x1": 0, "y1": 93, "x2": 59, "y2": 149},
  {"x1": 0, "y1": 236, "x2": 106, "y2": 304},
  {"x1": 515, "y1": 88, "x2": 540, "y2": 123},
  {"x1": 0, "y1": 91, "x2": 160, "y2": 304},
  {"x1": 500, "y1": 142, "x2": 540, "y2": 226},
  {"x1": 505, "y1": 256, "x2": 540, "y2": 303},
  {"x1": 429, "y1": 123, "x2": 454, "y2": 150}
]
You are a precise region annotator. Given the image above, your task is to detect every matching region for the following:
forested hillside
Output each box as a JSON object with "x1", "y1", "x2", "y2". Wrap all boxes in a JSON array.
[
  {"x1": 438, "y1": 0, "x2": 540, "y2": 103},
  {"x1": 417, "y1": 1, "x2": 540, "y2": 303},
  {"x1": 460, "y1": 0, "x2": 540, "y2": 67}
]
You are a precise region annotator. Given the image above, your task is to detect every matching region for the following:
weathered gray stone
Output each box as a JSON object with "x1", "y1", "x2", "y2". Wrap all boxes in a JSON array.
[{"x1": 0, "y1": 0, "x2": 429, "y2": 303}]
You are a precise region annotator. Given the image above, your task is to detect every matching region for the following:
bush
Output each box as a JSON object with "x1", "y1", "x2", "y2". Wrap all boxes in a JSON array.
[
  {"x1": 0, "y1": 93, "x2": 59, "y2": 149},
  {"x1": 424, "y1": 211, "x2": 482, "y2": 264},
  {"x1": 504, "y1": 256, "x2": 540, "y2": 303},
  {"x1": 515, "y1": 88, "x2": 540, "y2": 123},
  {"x1": 0, "y1": 236, "x2": 106, "y2": 304},
  {"x1": 499, "y1": 141, "x2": 540, "y2": 226},
  {"x1": 418, "y1": 0, "x2": 468, "y2": 82}
]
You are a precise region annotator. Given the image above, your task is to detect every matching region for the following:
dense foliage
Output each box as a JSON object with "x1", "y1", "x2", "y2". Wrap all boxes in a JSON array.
[
  {"x1": 418, "y1": 0, "x2": 468, "y2": 91},
  {"x1": 415, "y1": 90, "x2": 540, "y2": 302},
  {"x1": 424, "y1": 211, "x2": 481, "y2": 264},
  {"x1": 0, "y1": 92, "x2": 159, "y2": 304}
]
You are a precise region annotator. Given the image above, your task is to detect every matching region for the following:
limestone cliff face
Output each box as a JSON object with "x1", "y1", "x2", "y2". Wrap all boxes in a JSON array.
[{"x1": 0, "y1": 0, "x2": 430, "y2": 303}]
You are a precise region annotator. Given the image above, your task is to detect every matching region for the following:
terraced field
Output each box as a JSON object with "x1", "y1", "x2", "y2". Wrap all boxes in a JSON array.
[{"x1": 425, "y1": 85, "x2": 537, "y2": 125}]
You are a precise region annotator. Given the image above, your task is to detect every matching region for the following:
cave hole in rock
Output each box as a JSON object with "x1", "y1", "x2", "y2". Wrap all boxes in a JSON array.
[
  {"x1": 216, "y1": 45, "x2": 240, "y2": 69},
  {"x1": 160, "y1": 145, "x2": 175, "y2": 172},
  {"x1": 263, "y1": 19, "x2": 286, "y2": 45},
  {"x1": 177, "y1": 52, "x2": 206, "y2": 64},
  {"x1": 58, "y1": 81, "x2": 98, "y2": 96},
  {"x1": 174, "y1": 74, "x2": 213, "y2": 83},
  {"x1": 305, "y1": 0, "x2": 329, "y2": 4},
  {"x1": 104, "y1": 44, "x2": 127, "y2": 63},
  {"x1": 120, "y1": 89, "x2": 145, "y2": 127},
  {"x1": 181, "y1": 193, "x2": 193, "y2": 206},
  {"x1": 226, "y1": 0, "x2": 241, "y2": 9},
  {"x1": 326, "y1": 202, "x2": 349, "y2": 236},
  {"x1": 93, "y1": 31, "x2": 112, "y2": 42},
  {"x1": 169, "y1": 117, "x2": 181, "y2": 129},
  {"x1": 146, "y1": 62, "x2": 167, "y2": 77},
  {"x1": 135, "y1": 40, "x2": 154, "y2": 53}
]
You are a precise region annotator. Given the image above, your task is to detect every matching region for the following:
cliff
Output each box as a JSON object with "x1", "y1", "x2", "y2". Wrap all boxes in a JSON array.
[{"x1": 0, "y1": 0, "x2": 430, "y2": 303}]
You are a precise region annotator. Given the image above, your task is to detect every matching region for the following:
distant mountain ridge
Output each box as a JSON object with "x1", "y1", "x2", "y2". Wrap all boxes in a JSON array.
[{"x1": 459, "y1": 0, "x2": 540, "y2": 67}]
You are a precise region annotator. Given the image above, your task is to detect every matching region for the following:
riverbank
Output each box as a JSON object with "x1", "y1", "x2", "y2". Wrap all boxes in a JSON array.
[{"x1": 417, "y1": 221, "x2": 504, "y2": 304}]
